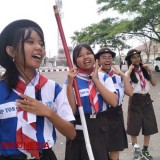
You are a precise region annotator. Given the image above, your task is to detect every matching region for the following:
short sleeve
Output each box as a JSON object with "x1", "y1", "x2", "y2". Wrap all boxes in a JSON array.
[{"x1": 54, "y1": 83, "x2": 75, "y2": 122}]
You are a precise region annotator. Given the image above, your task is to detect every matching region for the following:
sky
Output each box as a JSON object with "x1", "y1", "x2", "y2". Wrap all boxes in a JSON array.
[
  {"x1": 0, "y1": 0, "x2": 138, "y2": 57},
  {"x1": 0, "y1": 0, "x2": 111, "y2": 57}
]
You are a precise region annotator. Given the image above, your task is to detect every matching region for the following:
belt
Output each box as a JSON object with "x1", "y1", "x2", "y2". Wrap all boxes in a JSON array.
[
  {"x1": 75, "y1": 124, "x2": 83, "y2": 130},
  {"x1": 75, "y1": 111, "x2": 106, "y2": 120},
  {"x1": 75, "y1": 111, "x2": 107, "y2": 130}
]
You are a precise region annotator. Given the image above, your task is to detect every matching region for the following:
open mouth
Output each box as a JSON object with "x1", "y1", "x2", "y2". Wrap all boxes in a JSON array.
[
  {"x1": 32, "y1": 54, "x2": 42, "y2": 60},
  {"x1": 104, "y1": 63, "x2": 111, "y2": 66},
  {"x1": 84, "y1": 60, "x2": 91, "y2": 65}
]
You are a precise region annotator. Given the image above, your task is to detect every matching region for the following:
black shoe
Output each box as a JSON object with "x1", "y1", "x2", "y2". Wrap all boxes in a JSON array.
[{"x1": 141, "y1": 150, "x2": 154, "y2": 160}]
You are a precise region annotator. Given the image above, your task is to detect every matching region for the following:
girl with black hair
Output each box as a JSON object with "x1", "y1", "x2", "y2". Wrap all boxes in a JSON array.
[
  {"x1": 64, "y1": 43, "x2": 118, "y2": 160},
  {"x1": 125, "y1": 49, "x2": 158, "y2": 160},
  {"x1": 0, "y1": 19, "x2": 76, "y2": 160}
]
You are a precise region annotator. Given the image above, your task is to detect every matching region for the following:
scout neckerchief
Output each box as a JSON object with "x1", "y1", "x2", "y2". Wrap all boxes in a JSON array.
[
  {"x1": 77, "y1": 68, "x2": 99, "y2": 113},
  {"x1": 108, "y1": 69, "x2": 114, "y2": 77},
  {"x1": 99, "y1": 67, "x2": 114, "y2": 77},
  {"x1": 15, "y1": 73, "x2": 47, "y2": 159},
  {"x1": 134, "y1": 67, "x2": 146, "y2": 90}
]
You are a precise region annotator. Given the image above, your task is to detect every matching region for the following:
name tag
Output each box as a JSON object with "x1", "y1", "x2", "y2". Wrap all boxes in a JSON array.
[
  {"x1": 79, "y1": 89, "x2": 89, "y2": 97},
  {"x1": 0, "y1": 102, "x2": 17, "y2": 119}
]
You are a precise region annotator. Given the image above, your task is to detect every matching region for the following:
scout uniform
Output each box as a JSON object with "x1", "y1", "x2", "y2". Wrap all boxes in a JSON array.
[
  {"x1": 105, "y1": 68, "x2": 128, "y2": 152},
  {"x1": 95, "y1": 47, "x2": 128, "y2": 152},
  {"x1": 64, "y1": 70, "x2": 117, "y2": 160},
  {"x1": 125, "y1": 49, "x2": 158, "y2": 137},
  {"x1": 0, "y1": 72, "x2": 75, "y2": 160}
]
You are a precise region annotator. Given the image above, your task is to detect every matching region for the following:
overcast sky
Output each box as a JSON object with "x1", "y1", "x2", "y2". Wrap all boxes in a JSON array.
[
  {"x1": 0, "y1": 0, "x2": 106, "y2": 57},
  {"x1": 0, "y1": 0, "x2": 138, "y2": 57}
]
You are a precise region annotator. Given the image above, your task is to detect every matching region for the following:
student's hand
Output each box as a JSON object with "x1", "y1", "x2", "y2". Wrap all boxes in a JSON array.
[
  {"x1": 68, "y1": 68, "x2": 77, "y2": 85},
  {"x1": 112, "y1": 65, "x2": 124, "y2": 76},
  {"x1": 16, "y1": 94, "x2": 51, "y2": 117},
  {"x1": 92, "y1": 60, "x2": 99, "y2": 82}
]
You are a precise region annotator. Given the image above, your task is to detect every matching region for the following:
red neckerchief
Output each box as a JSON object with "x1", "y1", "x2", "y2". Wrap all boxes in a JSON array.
[
  {"x1": 15, "y1": 75, "x2": 48, "y2": 119},
  {"x1": 16, "y1": 74, "x2": 47, "y2": 94},
  {"x1": 77, "y1": 68, "x2": 99, "y2": 113},
  {"x1": 108, "y1": 69, "x2": 114, "y2": 77},
  {"x1": 15, "y1": 74, "x2": 47, "y2": 159},
  {"x1": 134, "y1": 67, "x2": 146, "y2": 90}
]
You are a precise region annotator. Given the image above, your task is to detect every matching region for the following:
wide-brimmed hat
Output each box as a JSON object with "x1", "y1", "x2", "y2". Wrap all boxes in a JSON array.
[
  {"x1": 125, "y1": 49, "x2": 141, "y2": 61},
  {"x1": 95, "y1": 47, "x2": 116, "y2": 59}
]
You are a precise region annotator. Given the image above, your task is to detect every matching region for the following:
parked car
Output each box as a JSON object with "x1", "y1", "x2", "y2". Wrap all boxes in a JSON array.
[{"x1": 154, "y1": 57, "x2": 160, "y2": 72}]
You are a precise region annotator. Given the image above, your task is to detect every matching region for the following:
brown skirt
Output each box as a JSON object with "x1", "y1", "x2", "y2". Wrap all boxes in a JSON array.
[{"x1": 126, "y1": 93, "x2": 158, "y2": 136}]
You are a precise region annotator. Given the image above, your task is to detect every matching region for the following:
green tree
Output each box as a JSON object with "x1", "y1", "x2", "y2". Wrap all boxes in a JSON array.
[
  {"x1": 71, "y1": 18, "x2": 130, "y2": 52},
  {"x1": 96, "y1": 0, "x2": 160, "y2": 42},
  {"x1": 71, "y1": 0, "x2": 160, "y2": 50}
]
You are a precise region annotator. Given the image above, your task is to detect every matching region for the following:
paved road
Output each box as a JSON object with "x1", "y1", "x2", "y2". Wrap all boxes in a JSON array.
[{"x1": 42, "y1": 68, "x2": 160, "y2": 160}]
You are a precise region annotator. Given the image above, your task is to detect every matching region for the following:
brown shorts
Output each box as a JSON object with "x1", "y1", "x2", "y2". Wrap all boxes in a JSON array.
[
  {"x1": 126, "y1": 93, "x2": 158, "y2": 136},
  {"x1": 65, "y1": 112, "x2": 109, "y2": 160},
  {"x1": 105, "y1": 106, "x2": 128, "y2": 151}
]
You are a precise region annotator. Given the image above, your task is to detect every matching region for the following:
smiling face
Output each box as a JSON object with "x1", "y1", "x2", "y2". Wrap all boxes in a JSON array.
[
  {"x1": 130, "y1": 53, "x2": 141, "y2": 66},
  {"x1": 98, "y1": 52, "x2": 113, "y2": 72},
  {"x1": 76, "y1": 47, "x2": 95, "y2": 73},
  {"x1": 15, "y1": 29, "x2": 45, "y2": 75}
]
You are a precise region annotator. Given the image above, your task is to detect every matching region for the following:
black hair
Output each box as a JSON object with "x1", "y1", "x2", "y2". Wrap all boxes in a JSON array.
[
  {"x1": 0, "y1": 20, "x2": 45, "y2": 97},
  {"x1": 126, "y1": 56, "x2": 150, "y2": 83},
  {"x1": 72, "y1": 43, "x2": 95, "y2": 67}
]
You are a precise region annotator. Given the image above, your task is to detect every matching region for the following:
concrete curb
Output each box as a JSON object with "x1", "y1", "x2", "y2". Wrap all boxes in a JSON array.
[
  {"x1": 0, "y1": 68, "x2": 70, "y2": 76},
  {"x1": 39, "y1": 68, "x2": 69, "y2": 72}
]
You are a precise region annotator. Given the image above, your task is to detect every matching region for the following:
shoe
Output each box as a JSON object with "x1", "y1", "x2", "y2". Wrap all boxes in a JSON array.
[
  {"x1": 141, "y1": 150, "x2": 154, "y2": 160},
  {"x1": 133, "y1": 144, "x2": 141, "y2": 160},
  {"x1": 139, "y1": 154, "x2": 146, "y2": 160}
]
